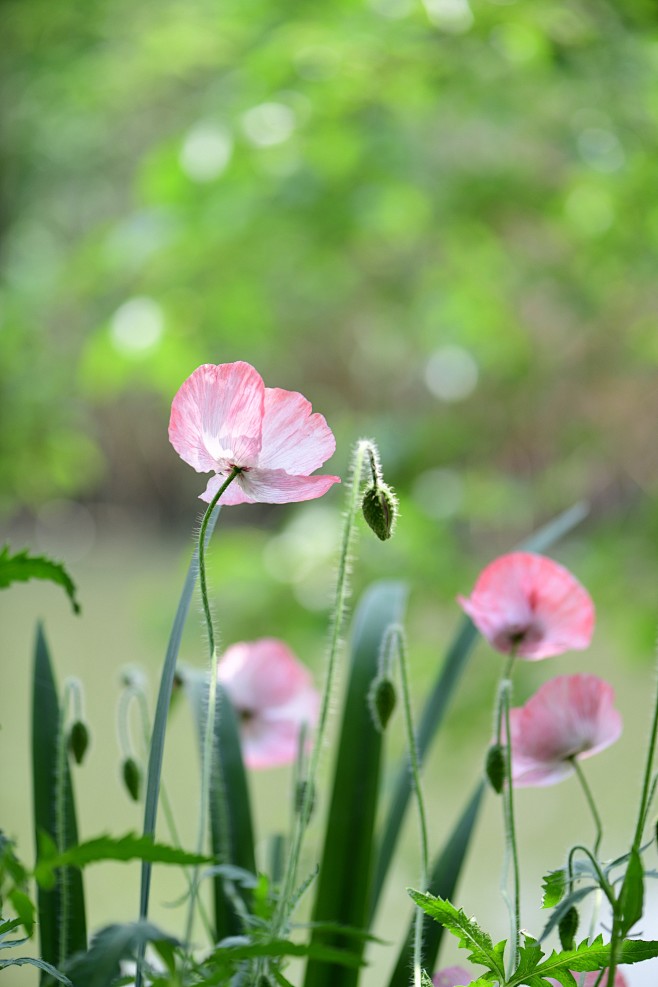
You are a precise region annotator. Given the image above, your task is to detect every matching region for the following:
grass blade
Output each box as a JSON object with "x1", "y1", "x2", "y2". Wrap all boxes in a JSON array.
[
  {"x1": 303, "y1": 580, "x2": 408, "y2": 987},
  {"x1": 386, "y1": 782, "x2": 485, "y2": 987},
  {"x1": 370, "y1": 502, "x2": 590, "y2": 917},
  {"x1": 136, "y1": 506, "x2": 220, "y2": 964},
  {"x1": 32, "y1": 623, "x2": 87, "y2": 976}
]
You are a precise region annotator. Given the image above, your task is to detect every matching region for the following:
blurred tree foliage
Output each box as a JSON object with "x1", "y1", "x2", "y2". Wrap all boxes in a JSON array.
[{"x1": 1, "y1": 0, "x2": 658, "y2": 623}]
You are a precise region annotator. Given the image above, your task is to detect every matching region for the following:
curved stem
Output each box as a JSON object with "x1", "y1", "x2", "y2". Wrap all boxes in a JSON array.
[
  {"x1": 183, "y1": 468, "x2": 240, "y2": 954},
  {"x1": 567, "y1": 845, "x2": 616, "y2": 907},
  {"x1": 571, "y1": 759, "x2": 603, "y2": 857}
]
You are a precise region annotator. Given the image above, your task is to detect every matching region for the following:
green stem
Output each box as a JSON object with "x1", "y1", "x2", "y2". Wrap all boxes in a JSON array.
[
  {"x1": 183, "y1": 468, "x2": 240, "y2": 954},
  {"x1": 132, "y1": 686, "x2": 214, "y2": 941},
  {"x1": 632, "y1": 644, "x2": 658, "y2": 851},
  {"x1": 567, "y1": 845, "x2": 616, "y2": 907},
  {"x1": 273, "y1": 439, "x2": 376, "y2": 938},
  {"x1": 500, "y1": 679, "x2": 521, "y2": 975},
  {"x1": 55, "y1": 684, "x2": 73, "y2": 969},
  {"x1": 386, "y1": 625, "x2": 429, "y2": 987},
  {"x1": 571, "y1": 759, "x2": 603, "y2": 857}
]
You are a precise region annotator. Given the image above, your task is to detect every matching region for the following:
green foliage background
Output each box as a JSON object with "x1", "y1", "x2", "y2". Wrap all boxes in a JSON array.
[
  {"x1": 3, "y1": 2, "x2": 658, "y2": 981},
  {"x1": 3, "y1": 0, "x2": 658, "y2": 640}
]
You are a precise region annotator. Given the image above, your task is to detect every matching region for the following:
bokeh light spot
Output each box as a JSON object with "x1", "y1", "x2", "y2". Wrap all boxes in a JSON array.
[
  {"x1": 241, "y1": 102, "x2": 296, "y2": 147},
  {"x1": 110, "y1": 297, "x2": 165, "y2": 356},
  {"x1": 424, "y1": 345, "x2": 479, "y2": 402},
  {"x1": 179, "y1": 123, "x2": 233, "y2": 182}
]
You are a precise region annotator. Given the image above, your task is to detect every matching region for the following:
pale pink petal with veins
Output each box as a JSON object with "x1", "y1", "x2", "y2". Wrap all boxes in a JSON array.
[
  {"x1": 509, "y1": 674, "x2": 622, "y2": 787},
  {"x1": 458, "y1": 552, "x2": 594, "y2": 660},
  {"x1": 169, "y1": 362, "x2": 264, "y2": 472}
]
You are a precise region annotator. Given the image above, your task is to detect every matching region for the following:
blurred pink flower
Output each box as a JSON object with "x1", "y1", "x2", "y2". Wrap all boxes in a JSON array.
[
  {"x1": 509, "y1": 674, "x2": 622, "y2": 787},
  {"x1": 432, "y1": 967, "x2": 473, "y2": 987},
  {"x1": 547, "y1": 971, "x2": 628, "y2": 986},
  {"x1": 457, "y1": 552, "x2": 595, "y2": 659},
  {"x1": 217, "y1": 638, "x2": 320, "y2": 769},
  {"x1": 169, "y1": 361, "x2": 340, "y2": 505}
]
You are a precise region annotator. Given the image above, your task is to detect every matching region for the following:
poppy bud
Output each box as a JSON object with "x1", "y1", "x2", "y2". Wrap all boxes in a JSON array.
[
  {"x1": 485, "y1": 743, "x2": 506, "y2": 794},
  {"x1": 295, "y1": 780, "x2": 316, "y2": 825},
  {"x1": 122, "y1": 757, "x2": 141, "y2": 802},
  {"x1": 558, "y1": 906, "x2": 579, "y2": 950},
  {"x1": 369, "y1": 676, "x2": 397, "y2": 732},
  {"x1": 362, "y1": 483, "x2": 398, "y2": 541},
  {"x1": 68, "y1": 721, "x2": 90, "y2": 765}
]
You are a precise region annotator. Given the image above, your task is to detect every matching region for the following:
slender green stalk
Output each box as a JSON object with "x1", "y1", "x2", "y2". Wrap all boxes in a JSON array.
[
  {"x1": 55, "y1": 684, "x2": 73, "y2": 968},
  {"x1": 501, "y1": 680, "x2": 521, "y2": 975},
  {"x1": 571, "y1": 759, "x2": 603, "y2": 857},
  {"x1": 273, "y1": 439, "x2": 378, "y2": 937},
  {"x1": 183, "y1": 468, "x2": 240, "y2": 953},
  {"x1": 606, "y1": 641, "x2": 658, "y2": 987},
  {"x1": 567, "y1": 846, "x2": 616, "y2": 908},
  {"x1": 384, "y1": 625, "x2": 429, "y2": 987}
]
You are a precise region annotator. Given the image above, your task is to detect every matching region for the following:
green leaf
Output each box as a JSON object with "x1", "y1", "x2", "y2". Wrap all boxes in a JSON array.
[
  {"x1": 136, "y1": 505, "x2": 220, "y2": 950},
  {"x1": 0, "y1": 545, "x2": 80, "y2": 614},
  {"x1": 0, "y1": 917, "x2": 23, "y2": 940},
  {"x1": 183, "y1": 673, "x2": 256, "y2": 940},
  {"x1": 370, "y1": 502, "x2": 590, "y2": 917},
  {"x1": 387, "y1": 782, "x2": 485, "y2": 987},
  {"x1": 34, "y1": 833, "x2": 210, "y2": 889},
  {"x1": 407, "y1": 891, "x2": 506, "y2": 982},
  {"x1": 32, "y1": 623, "x2": 87, "y2": 972},
  {"x1": 542, "y1": 868, "x2": 567, "y2": 909},
  {"x1": 8, "y1": 888, "x2": 35, "y2": 936},
  {"x1": 64, "y1": 921, "x2": 178, "y2": 987},
  {"x1": 303, "y1": 581, "x2": 408, "y2": 987},
  {"x1": 618, "y1": 846, "x2": 644, "y2": 935},
  {"x1": 0, "y1": 956, "x2": 73, "y2": 984},
  {"x1": 508, "y1": 935, "x2": 658, "y2": 985}
]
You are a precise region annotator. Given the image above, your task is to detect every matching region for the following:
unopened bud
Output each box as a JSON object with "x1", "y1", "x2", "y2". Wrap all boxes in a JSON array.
[
  {"x1": 295, "y1": 780, "x2": 316, "y2": 825},
  {"x1": 485, "y1": 743, "x2": 506, "y2": 794},
  {"x1": 122, "y1": 757, "x2": 141, "y2": 802},
  {"x1": 68, "y1": 721, "x2": 90, "y2": 765},
  {"x1": 558, "y1": 906, "x2": 579, "y2": 950},
  {"x1": 369, "y1": 676, "x2": 397, "y2": 732},
  {"x1": 362, "y1": 483, "x2": 398, "y2": 541}
]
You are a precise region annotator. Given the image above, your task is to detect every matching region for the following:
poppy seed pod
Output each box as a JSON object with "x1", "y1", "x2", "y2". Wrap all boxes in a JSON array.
[{"x1": 68, "y1": 720, "x2": 90, "y2": 765}]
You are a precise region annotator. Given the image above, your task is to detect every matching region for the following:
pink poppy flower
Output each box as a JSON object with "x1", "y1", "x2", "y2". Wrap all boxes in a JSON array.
[
  {"x1": 508, "y1": 674, "x2": 622, "y2": 787},
  {"x1": 216, "y1": 638, "x2": 320, "y2": 769},
  {"x1": 457, "y1": 552, "x2": 595, "y2": 659},
  {"x1": 432, "y1": 967, "x2": 473, "y2": 987},
  {"x1": 169, "y1": 361, "x2": 340, "y2": 505}
]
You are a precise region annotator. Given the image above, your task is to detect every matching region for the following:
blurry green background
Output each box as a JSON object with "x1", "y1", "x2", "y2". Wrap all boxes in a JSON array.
[{"x1": 2, "y1": 0, "x2": 658, "y2": 982}]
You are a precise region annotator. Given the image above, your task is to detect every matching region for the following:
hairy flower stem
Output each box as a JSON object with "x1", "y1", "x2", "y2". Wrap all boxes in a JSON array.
[
  {"x1": 183, "y1": 468, "x2": 240, "y2": 955},
  {"x1": 383, "y1": 625, "x2": 429, "y2": 987},
  {"x1": 55, "y1": 684, "x2": 73, "y2": 968},
  {"x1": 571, "y1": 759, "x2": 603, "y2": 857},
  {"x1": 493, "y1": 654, "x2": 520, "y2": 976},
  {"x1": 605, "y1": 642, "x2": 658, "y2": 987},
  {"x1": 273, "y1": 439, "x2": 380, "y2": 939}
]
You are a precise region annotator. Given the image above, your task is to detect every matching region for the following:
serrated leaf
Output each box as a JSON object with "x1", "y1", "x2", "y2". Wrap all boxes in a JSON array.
[
  {"x1": 618, "y1": 846, "x2": 644, "y2": 935},
  {"x1": 542, "y1": 868, "x2": 567, "y2": 909},
  {"x1": 34, "y1": 832, "x2": 210, "y2": 888},
  {"x1": 510, "y1": 935, "x2": 658, "y2": 985},
  {"x1": 0, "y1": 545, "x2": 80, "y2": 614},
  {"x1": 407, "y1": 891, "x2": 506, "y2": 981},
  {"x1": 618, "y1": 938, "x2": 658, "y2": 963},
  {"x1": 0, "y1": 955, "x2": 73, "y2": 983}
]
